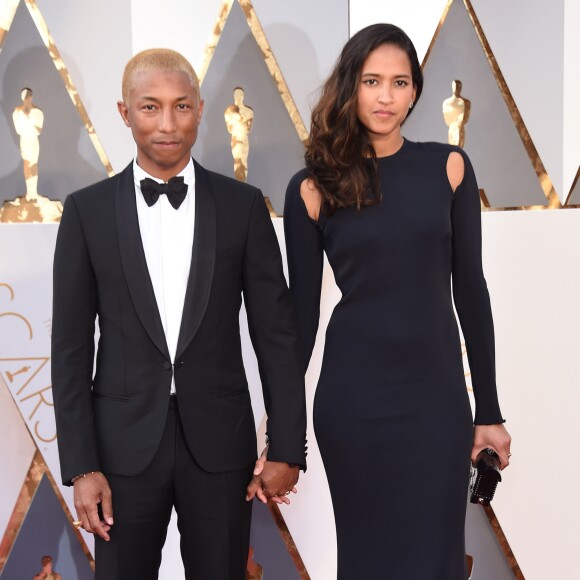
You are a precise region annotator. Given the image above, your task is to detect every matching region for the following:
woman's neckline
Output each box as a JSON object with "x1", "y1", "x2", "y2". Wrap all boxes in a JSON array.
[{"x1": 375, "y1": 137, "x2": 408, "y2": 160}]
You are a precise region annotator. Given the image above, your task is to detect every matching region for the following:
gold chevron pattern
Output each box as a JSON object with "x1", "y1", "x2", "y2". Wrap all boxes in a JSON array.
[{"x1": 425, "y1": 0, "x2": 575, "y2": 212}]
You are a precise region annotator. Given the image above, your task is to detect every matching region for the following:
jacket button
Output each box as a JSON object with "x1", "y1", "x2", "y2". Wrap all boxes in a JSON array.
[{"x1": 162, "y1": 361, "x2": 172, "y2": 371}]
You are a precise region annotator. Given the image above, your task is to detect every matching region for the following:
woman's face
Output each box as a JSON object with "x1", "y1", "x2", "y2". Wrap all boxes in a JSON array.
[{"x1": 356, "y1": 43, "x2": 416, "y2": 155}]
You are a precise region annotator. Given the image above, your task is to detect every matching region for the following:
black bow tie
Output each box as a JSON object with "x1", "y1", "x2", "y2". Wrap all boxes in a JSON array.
[{"x1": 140, "y1": 176, "x2": 188, "y2": 209}]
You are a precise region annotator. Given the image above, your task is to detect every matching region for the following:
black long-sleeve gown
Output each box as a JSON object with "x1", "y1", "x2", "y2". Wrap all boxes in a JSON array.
[{"x1": 284, "y1": 140, "x2": 504, "y2": 579}]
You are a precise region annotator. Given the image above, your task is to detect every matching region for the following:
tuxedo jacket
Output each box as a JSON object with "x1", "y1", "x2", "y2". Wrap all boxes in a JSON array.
[{"x1": 52, "y1": 160, "x2": 307, "y2": 485}]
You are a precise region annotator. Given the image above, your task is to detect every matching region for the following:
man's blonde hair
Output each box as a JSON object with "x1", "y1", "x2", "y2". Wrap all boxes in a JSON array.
[{"x1": 121, "y1": 48, "x2": 200, "y2": 103}]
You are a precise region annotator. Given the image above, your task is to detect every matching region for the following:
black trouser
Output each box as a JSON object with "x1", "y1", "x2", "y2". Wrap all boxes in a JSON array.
[{"x1": 95, "y1": 396, "x2": 253, "y2": 579}]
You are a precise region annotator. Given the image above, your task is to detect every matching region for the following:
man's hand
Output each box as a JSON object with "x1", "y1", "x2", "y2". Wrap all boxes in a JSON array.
[
  {"x1": 73, "y1": 472, "x2": 114, "y2": 541},
  {"x1": 246, "y1": 448, "x2": 299, "y2": 505}
]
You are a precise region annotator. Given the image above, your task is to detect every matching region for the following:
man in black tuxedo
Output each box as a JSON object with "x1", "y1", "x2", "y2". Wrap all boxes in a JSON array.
[{"x1": 51, "y1": 48, "x2": 306, "y2": 579}]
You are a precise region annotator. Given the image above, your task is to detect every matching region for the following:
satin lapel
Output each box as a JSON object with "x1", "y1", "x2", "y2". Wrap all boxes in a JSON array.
[
  {"x1": 176, "y1": 160, "x2": 216, "y2": 360},
  {"x1": 115, "y1": 163, "x2": 170, "y2": 359}
]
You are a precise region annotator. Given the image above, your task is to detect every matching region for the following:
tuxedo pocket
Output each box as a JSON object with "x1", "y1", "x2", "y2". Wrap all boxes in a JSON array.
[
  {"x1": 214, "y1": 388, "x2": 249, "y2": 399},
  {"x1": 93, "y1": 392, "x2": 132, "y2": 402}
]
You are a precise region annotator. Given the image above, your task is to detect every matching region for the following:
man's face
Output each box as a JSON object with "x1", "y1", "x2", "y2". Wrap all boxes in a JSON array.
[{"x1": 117, "y1": 70, "x2": 204, "y2": 181}]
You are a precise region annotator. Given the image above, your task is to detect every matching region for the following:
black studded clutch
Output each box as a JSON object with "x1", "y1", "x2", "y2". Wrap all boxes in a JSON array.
[{"x1": 469, "y1": 448, "x2": 501, "y2": 506}]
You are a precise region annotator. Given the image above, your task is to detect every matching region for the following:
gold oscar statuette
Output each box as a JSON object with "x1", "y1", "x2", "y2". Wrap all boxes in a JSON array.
[
  {"x1": 442, "y1": 80, "x2": 471, "y2": 148},
  {"x1": 224, "y1": 87, "x2": 254, "y2": 183},
  {"x1": 0, "y1": 87, "x2": 63, "y2": 223}
]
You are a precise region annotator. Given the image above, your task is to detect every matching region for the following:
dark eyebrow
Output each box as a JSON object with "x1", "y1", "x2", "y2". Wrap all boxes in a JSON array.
[{"x1": 361, "y1": 72, "x2": 411, "y2": 79}]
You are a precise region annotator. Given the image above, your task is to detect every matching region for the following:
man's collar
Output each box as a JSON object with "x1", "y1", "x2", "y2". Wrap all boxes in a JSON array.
[{"x1": 133, "y1": 158, "x2": 195, "y2": 186}]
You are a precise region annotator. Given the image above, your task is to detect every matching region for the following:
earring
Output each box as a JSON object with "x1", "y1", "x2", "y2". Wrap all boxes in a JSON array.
[{"x1": 409, "y1": 101, "x2": 414, "y2": 109}]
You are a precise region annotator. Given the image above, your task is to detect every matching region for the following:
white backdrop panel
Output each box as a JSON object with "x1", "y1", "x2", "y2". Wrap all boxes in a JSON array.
[{"x1": 482, "y1": 208, "x2": 580, "y2": 579}]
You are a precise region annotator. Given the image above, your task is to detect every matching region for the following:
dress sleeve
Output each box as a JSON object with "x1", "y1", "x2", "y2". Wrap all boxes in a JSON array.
[
  {"x1": 450, "y1": 150, "x2": 505, "y2": 424},
  {"x1": 283, "y1": 171, "x2": 325, "y2": 370}
]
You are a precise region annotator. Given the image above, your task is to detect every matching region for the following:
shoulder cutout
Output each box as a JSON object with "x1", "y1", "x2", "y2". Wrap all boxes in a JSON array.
[
  {"x1": 299, "y1": 178, "x2": 322, "y2": 222},
  {"x1": 446, "y1": 151, "x2": 465, "y2": 193}
]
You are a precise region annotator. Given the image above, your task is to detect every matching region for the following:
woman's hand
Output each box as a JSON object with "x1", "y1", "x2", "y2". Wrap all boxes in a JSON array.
[
  {"x1": 253, "y1": 446, "x2": 268, "y2": 477},
  {"x1": 472, "y1": 423, "x2": 512, "y2": 469}
]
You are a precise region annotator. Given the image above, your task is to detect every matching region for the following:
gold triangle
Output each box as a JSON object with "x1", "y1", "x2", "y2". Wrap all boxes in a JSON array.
[
  {"x1": 24, "y1": 0, "x2": 113, "y2": 175},
  {"x1": 0, "y1": 0, "x2": 113, "y2": 177},
  {"x1": 0, "y1": 450, "x2": 94, "y2": 574},
  {"x1": 425, "y1": 0, "x2": 562, "y2": 212},
  {"x1": 0, "y1": 449, "x2": 44, "y2": 572},
  {"x1": 199, "y1": 0, "x2": 308, "y2": 144}
]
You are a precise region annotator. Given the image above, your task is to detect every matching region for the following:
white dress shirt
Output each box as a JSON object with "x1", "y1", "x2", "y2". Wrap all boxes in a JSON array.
[{"x1": 133, "y1": 158, "x2": 196, "y2": 394}]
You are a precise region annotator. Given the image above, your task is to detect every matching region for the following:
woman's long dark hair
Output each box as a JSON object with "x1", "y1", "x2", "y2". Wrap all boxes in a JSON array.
[{"x1": 306, "y1": 24, "x2": 423, "y2": 214}]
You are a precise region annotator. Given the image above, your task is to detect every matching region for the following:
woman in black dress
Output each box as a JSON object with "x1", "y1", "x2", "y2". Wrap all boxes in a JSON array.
[{"x1": 283, "y1": 24, "x2": 512, "y2": 579}]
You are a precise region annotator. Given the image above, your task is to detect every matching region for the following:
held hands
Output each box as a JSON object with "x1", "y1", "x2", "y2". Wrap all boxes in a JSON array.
[
  {"x1": 472, "y1": 423, "x2": 512, "y2": 470},
  {"x1": 246, "y1": 447, "x2": 299, "y2": 505},
  {"x1": 73, "y1": 472, "x2": 114, "y2": 541}
]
